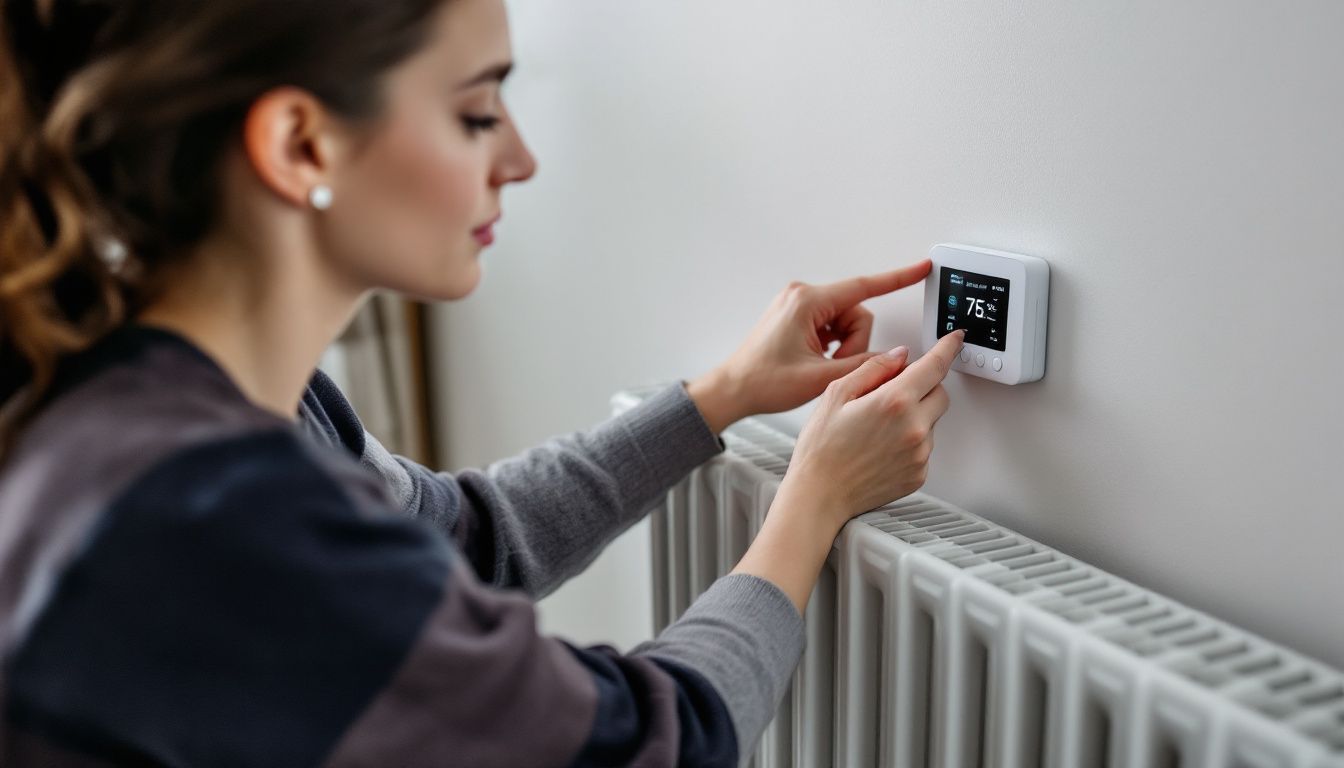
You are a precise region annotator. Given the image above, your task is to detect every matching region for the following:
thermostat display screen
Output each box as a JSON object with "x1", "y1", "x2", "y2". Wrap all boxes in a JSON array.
[{"x1": 937, "y1": 268, "x2": 1010, "y2": 351}]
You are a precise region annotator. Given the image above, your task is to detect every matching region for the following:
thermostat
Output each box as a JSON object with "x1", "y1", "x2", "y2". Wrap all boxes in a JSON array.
[{"x1": 921, "y1": 243, "x2": 1049, "y2": 384}]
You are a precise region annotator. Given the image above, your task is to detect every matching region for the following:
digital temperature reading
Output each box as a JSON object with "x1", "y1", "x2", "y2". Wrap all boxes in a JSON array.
[{"x1": 937, "y1": 268, "x2": 1010, "y2": 351}]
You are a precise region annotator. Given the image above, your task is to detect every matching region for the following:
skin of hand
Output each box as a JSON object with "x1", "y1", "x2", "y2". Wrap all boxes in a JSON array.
[
  {"x1": 731, "y1": 328, "x2": 965, "y2": 614},
  {"x1": 685, "y1": 259, "x2": 933, "y2": 434}
]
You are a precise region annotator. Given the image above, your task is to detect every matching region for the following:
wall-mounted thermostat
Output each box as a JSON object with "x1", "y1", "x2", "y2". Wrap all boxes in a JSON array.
[{"x1": 922, "y1": 243, "x2": 1049, "y2": 384}]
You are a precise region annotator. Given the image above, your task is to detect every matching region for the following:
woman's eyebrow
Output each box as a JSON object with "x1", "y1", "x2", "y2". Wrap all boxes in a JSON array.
[{"x1": 457, "y1": 62, "x2": 513, "y2": 90}]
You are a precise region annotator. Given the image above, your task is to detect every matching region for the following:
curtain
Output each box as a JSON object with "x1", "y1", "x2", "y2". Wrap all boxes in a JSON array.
[{"x1": 320, "y1": 293, "x2": 438, "y2": 466}]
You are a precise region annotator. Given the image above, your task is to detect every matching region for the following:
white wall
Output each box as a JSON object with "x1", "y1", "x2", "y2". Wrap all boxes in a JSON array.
[{"x1": 431, "y1": 1, "x2": 1344, "y2": 667}]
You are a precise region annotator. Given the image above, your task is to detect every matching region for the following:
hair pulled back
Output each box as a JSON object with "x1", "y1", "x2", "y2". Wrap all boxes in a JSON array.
[{"x1": 0, "y1": 0, "x2": 450, "y2": 455}]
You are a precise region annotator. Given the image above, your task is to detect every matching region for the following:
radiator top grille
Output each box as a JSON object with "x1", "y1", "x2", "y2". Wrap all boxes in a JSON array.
[{"x1": 614, "y1": 388, "x2": 1344, "y2": 761}]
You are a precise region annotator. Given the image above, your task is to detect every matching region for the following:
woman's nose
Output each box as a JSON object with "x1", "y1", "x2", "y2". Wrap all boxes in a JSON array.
[{"x1": 492, "y1": 113, "x2": 538, "y2": 187}]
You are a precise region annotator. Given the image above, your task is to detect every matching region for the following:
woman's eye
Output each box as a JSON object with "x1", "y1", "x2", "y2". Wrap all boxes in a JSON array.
[{"x1": 462, "y1": 114, "x2": 501, "y2": 134}]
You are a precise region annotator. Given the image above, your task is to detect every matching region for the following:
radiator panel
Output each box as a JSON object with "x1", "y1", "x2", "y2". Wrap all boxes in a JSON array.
[{"x1": 613, "y1": 390, "x2": 1344, "y2": 768}]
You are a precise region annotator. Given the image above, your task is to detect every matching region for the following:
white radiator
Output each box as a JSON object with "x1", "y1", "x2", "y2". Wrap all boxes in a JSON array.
[{"x1": 613, "y1": 390, "x2": 1344, "y2": 768}]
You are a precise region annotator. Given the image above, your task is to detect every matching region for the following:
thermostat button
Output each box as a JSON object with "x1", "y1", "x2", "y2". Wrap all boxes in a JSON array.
[
  {"x1": 992, "y1": 357, "x2": 1003, "y2": 371},
  {"x1": 975, "y1": 353, "x2": 986, "y2": 368},
  {"x1": 960, "y1": 348, "x2": 970, "y2": 363}
]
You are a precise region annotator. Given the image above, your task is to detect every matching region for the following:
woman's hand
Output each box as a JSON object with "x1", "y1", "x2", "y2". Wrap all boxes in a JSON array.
[
  {"x1": 687, "y1": 259, "x2": 933, "y2": 433},
  {"x1": 784, "y1": 328, "x2": 962, "y2": 529},
  {"x1": 730, "y1": 330, "x2": 962, "y2": 614}
]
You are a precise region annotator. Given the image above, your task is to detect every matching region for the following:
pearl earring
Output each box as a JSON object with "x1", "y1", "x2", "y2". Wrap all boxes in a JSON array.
[
  {"x1": 98, "y1": 236, "x2": 129, "y2": 274},
  {"x1": 309, "y1": 184, "x2": 333, "y2": 211}
]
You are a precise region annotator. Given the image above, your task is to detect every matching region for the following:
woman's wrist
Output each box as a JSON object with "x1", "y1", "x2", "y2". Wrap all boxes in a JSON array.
[
  {"x1": 771, "y1": 473, "x2": 850, "y2": 537},
  {"x1": 685, "y1": 366, "x2": 750, "y2": 435},
  {"x1": 730, "y1": 480, "x2": 846, "y2": 615}
]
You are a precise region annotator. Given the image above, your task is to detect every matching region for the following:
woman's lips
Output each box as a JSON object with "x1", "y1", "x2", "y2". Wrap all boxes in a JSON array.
[{"x1": 473, "y1": 215, "x2": 500, "y2": 246}]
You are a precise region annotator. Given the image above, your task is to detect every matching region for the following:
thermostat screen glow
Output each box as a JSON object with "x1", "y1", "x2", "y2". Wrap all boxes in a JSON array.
[{"x1": 938, "y1": 268, "x2": 1010, "y2": 351}]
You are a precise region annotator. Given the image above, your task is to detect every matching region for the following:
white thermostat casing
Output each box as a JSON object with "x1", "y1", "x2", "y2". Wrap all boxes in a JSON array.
[{"x1": 921, "y1": 243, "x2": 1049, "y2": 385}]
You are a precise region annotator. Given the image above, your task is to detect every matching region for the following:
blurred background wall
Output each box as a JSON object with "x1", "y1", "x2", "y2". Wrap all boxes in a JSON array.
[{"x1": 416, "y1": 1, "x2": 1342, "y2": 667}]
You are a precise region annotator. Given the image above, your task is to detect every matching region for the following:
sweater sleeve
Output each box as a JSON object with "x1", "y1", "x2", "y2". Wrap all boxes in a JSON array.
[
  {"x1": 349, "y1": 381, "x2": 725, "y2": 598},
  {"x1": 3, "y1": 429, "x2": 802, "y2": 767}
]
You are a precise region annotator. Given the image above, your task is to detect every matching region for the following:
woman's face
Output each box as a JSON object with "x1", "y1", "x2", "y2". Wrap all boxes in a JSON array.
[{"x1": 322, "y1": 0, "x2": 536, "y2": 301}]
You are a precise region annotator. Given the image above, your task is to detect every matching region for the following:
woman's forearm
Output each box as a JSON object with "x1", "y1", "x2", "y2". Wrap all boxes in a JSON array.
[
  {"x1": 686, "y1": 368, "x2": 854, "y2": 615},
  {"x1": 730, "y1": 480, "x2": 845, "y2": 615}
]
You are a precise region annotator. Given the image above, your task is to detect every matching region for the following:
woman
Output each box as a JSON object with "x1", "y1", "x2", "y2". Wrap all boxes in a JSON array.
[{"x1": 0, "y1": 0, "x2": 963, "y2": 765}]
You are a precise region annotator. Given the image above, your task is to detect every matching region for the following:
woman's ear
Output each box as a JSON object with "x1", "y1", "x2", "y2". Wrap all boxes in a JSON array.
[{"x1": 241, "y1": 87, "x2": 338, "y2": 209}]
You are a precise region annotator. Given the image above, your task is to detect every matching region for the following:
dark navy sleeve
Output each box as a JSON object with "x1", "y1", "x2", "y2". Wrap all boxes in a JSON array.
[
  {"x1": 3, "y1": 429, "x2": 740, "y2": 767},
  {"x1": 565, "y1": 650, "x2": 737, "y2": 767}
]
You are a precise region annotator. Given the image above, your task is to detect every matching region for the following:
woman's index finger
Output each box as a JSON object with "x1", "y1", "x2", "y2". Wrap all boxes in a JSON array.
[
  {"x1": 815, "y1": 259, "x2": 933, "y2": 311},
  {"x1": 888, "y1": 329, "x2": 965, "y2": 399}
]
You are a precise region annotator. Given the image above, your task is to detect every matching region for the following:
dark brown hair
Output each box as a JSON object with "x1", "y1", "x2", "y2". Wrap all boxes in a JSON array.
[{"x1": 0, "y1": 0, "x2": 450, "y2": 455}]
